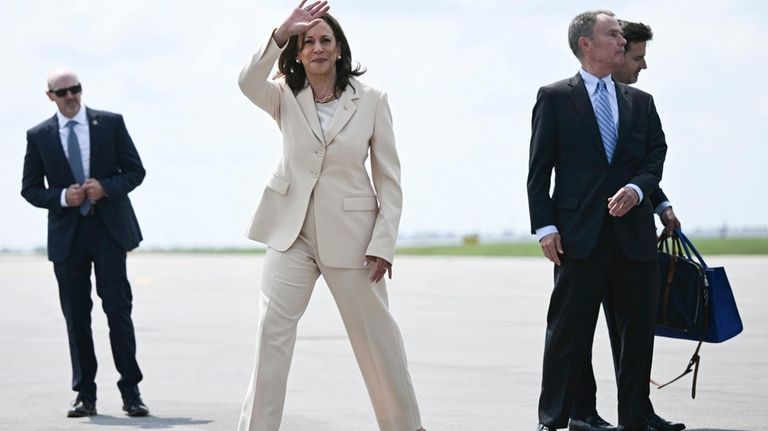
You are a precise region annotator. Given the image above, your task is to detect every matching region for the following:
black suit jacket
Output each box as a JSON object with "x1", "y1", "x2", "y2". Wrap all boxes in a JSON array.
[
  {"x1": 22, "y1": 107, "x2": 145, "y2": 262},
  {"x1": 649, "y1": 187, "x2": 669, "y2": 210},
  {"x1": 527, "y1": 74, "x2": 667, "y2": 262}
]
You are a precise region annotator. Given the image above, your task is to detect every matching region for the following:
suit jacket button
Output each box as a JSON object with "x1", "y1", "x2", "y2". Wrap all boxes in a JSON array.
[{"x1": 316, "y1": 150, "x2": 324, "y2": 158}]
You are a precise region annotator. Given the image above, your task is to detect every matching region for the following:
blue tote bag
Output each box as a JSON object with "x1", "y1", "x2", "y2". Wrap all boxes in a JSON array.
[
  {"x1": 654, "y1": 229, "x2": 743, "y2": 397},
  {"x1": 655, "y1": 229, "x2": 743, "y2": 343}
]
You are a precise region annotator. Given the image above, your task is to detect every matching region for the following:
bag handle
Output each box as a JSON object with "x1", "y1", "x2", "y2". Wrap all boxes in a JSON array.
[
  {"x1": 657, "y1": 236, "x2": 669, "y2": 253},
  {"x1": 675, "y1": 228, "x2": 709, "y2": 269},
  {"x1": 658, "y1": 233, "x2": 685, "y2": 258},
  {"x1": 657, "y1": 234, "x2": 683, "y2": 326}
]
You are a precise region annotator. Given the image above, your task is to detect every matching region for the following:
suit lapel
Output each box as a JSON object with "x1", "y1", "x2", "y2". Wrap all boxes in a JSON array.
[
  {"x1": 86, "y1": 108, "x2": 100, "y2": 175},
  {"x1": 322, "y1": 83, "x2": 358, "y2": 146},
  {"x1": 567, "y1": 74, "x2": 607, "y2": 163},
  {"x1": 46, "y1": 114, "x2": 64, "y2": 155},
  {"x1": 614, "y1": 83, "x2": 632, "y2": 161},
  {"x1": 43, "y1": 114, "x2": 77, "y2": 183},
  {"x1": 296, "y1": 86, "x2": 324, "y2": 144}
]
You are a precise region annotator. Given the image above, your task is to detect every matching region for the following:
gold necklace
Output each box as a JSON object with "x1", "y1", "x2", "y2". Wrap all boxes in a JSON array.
[{"x1": 314, "y1": 93, "x2": 337, "y2": 103}]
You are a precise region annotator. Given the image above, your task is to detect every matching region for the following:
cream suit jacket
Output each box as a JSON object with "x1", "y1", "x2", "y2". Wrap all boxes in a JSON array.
[{"x1": 238, "y1": 35, "x2": 402, "y2": 269}]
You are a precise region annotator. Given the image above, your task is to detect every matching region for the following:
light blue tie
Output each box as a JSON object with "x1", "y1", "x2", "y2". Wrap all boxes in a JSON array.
[
  {"x1": 65, "y1": 120, "x2": 91, "y2": 215},
  {"x1": 595, "y1": 80, "x2": 617, "y2": 163}
]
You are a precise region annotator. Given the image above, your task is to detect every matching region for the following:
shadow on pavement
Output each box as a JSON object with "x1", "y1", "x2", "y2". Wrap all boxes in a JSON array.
[
  {"x1": 688, "y1": 429, "x2": 753, "y2": 431},
  {"x1": 85, "y1": 415, "x2": 213, "y2": 428}
]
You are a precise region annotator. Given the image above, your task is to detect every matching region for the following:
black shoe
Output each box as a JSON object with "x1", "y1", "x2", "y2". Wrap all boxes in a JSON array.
[
  {"x1": 647, "y1": 414, "x2": 685, "y2": 431},
  {"x1": 67, "y1": 398, "x2": 97, "y2": 417},
  {"x1": 122, "y1": 396, "x2": 150, "y2": 417},
  {"x1": 537, "y1": 425, "x2": 558, "y2": 431},
  {"x1": 570, "y1": 414, "x2": 617, "y2": 430}
]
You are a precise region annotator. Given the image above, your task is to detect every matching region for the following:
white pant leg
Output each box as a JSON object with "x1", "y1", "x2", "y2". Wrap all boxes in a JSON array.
[
  {"x1": 238, "y1": 242, "x2": 320, "y2": 431},
  {"x1": 319, "y1": 266, "x2": 423, "y2": 431}
]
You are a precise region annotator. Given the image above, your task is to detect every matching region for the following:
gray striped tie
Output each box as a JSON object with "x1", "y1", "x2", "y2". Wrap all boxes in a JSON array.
[
  {"x1": 595, "y1": 80, "x2": 617, "y2": 163},
  {"x1": 65, "y1": 120, "x2": 91, "y2": 215}
]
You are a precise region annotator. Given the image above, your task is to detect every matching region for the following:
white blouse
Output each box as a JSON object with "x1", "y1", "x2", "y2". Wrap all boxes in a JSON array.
[{"x1": 315, "y1": 99, "x2": 339, "y2": 135}]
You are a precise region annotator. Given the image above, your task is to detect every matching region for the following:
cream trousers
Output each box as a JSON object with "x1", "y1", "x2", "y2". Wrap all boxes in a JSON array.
[{"x1": 238, "y1": 196, "x2": 422, "y2": 431}]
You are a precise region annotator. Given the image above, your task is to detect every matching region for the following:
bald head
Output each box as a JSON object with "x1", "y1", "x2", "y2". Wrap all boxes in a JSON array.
[
  {"x1": 47, "y1": 68, "x2": 80, "y2": 91},
  {"x1": 46, "y1": 68, "x2": 82, "y2": 118}
]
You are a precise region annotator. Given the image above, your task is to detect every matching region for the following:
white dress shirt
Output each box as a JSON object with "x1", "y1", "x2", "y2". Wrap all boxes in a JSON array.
[
  {"x1": 579, "y1": 69, "x2": 619, "y2": 131},
  {"x1": 581, "y1": 70, "x2": 672, "y2": 217},
  {"x1": 57, "y1": 106, "x2": 91, "y2": 207},
  {"x1": 535, "y1": 70, "x2": 646, "y2": 241}
]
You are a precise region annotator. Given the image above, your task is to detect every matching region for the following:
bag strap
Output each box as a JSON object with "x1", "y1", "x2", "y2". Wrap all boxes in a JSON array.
[
  {"x1": 657, "y1": 234, "x2": 688, "y2": 325},
  {"x1": 654, "y1": 253, "x2": 711, "y2": 399},
  {"x1": 655, "y1": 298, "x2": 710, "y2": 399},
  {"x1": 658, "y1": 237, "x2": 678, "y2": 325},
  {"x1": 654, "y1": 339, "x2": 703, "y2": 398}
]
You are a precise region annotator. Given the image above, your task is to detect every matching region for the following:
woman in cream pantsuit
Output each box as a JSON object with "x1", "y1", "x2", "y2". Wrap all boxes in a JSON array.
[{"x1": 236, "y1": 2, "x2": 425, "y2": 430}]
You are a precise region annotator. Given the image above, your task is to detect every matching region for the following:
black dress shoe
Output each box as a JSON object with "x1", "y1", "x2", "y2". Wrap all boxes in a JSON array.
[
  {"x1": 537, "y1": 424, "x2": 558, "y2": 431},
  {"x1": 570, "y1": 414, "x2": 617, "y2": 430},
  {"x1": 67, "y1": 398, "x2": 97, "y2": 417},
  {"x1": 647, "y1": 414, "x2": 685, "y2": 431},
  {"x1": 122, "y1": 396, "x2": 150, "y2": 417}
]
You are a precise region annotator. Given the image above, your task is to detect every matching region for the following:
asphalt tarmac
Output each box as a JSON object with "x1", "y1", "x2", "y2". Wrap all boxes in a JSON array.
[{"x1": 1, "y1": 254, "x2": 765, "y2": 430}]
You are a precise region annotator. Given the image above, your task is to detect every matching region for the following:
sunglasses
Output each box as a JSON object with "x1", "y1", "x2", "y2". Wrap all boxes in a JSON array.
[{"x1": 49, "y1": 84, "x2": 82, "y2": 97}]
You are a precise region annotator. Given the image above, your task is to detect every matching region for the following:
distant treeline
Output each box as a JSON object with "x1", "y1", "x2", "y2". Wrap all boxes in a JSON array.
[{"x1": 4, "y1": 237, "x2": 767, "y2": 256}]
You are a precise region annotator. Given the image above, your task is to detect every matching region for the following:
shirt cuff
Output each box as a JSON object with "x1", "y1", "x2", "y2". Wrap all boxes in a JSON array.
[
  {"x1": 60, "y1": 189, "x2": 69, "y2": 207},
  {"x1": 535, "y1": 225, "x2": 559, "y2": 241},
  {"x1": 655, "y1": 201, "x2": 672, "y2": 215},
  {"x1": 626, "y1": 183, "x2": 643, "y2": 205}
]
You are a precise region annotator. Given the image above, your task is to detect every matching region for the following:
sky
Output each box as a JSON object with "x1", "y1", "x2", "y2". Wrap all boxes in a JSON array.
[{"x1": 2, "y1": 0, "x2": 767, "y2": 250}]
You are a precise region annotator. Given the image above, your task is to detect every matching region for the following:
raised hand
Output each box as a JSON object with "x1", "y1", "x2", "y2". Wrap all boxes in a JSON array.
[{"x1": 273, "y1": 0, "x2": 330, "y2": 47}]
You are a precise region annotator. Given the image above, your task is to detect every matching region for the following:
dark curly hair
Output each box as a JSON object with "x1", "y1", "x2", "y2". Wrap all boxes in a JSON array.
[{"x1": 277, "y1": 13, "x2": 365, "y2": 95}]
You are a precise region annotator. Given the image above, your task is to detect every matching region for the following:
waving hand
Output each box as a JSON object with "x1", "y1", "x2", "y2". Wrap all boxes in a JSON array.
[{"x1": 273, "y1": 0, "x2": 330, "y2": 47}]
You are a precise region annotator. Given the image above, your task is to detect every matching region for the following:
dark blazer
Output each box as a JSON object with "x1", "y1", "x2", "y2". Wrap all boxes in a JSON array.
[
  {"x1": 22, "y1": 107, "x2": 145, "y2": 262},
  {"x1": 650, "y1": 187, "x2": 669, "y2": 210},
  {"x1": 527, "y1": 73, "x2": 667, "y2": 261}
]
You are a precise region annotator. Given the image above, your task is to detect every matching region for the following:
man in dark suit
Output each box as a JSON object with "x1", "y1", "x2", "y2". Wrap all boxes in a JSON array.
[
  {"x1": 527, "y1": 10, "x2": 667, "y2": 431},
  {"x1": 570, "y1": 20, "x2": 686, "y2": 431},
  {"x1": 21, "y1": 69, "x2": 150, "y2": 418}
]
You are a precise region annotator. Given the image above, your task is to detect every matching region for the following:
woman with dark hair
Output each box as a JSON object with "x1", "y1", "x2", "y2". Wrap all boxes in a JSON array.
[{"x1": 236, "y1": 1, "x2": 425, "y2": 430}]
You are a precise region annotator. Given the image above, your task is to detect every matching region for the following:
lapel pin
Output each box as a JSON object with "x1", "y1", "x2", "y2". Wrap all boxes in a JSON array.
[{"x1": 92, "y1": 120, "x2": 98, "y2": 126}]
